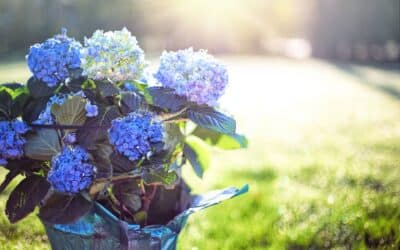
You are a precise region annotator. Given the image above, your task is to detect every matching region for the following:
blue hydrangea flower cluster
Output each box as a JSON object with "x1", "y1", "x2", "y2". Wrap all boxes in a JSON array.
[
  {"x1": 27, "y1": 29, "x2": 82, "y2": 87},
  {"x1": 154, "y1": 48, "x2": 229, "y2": 106},
  {"x1": 48, "y1": 146, "x2": 96, "y2": 194},
  {"x1": 80, "y1": 28, "x2": 146, "y2": 82},
  {"x1": 34, "y1": 92, "x2": 98, "y2": 124},
  {"x1": 108, "y1": 113, "x2": 163, "y2": 161},
  {"x1": 85, "y1": 102, "x2": 98, "y2": 117},
  {"x1": 0, "y1": 120, "x2": 30, "y2": 165}
]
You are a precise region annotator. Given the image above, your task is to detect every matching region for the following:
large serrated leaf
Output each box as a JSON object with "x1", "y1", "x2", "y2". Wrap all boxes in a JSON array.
[
  {"x1": 183, "y1": 135, "x2": 211, "y2": 178},
  {"x1": 27, "y1": 77, "x2": 56, "y2": 98},
  {"x1": 0, "y1": 89, "x2": 12, "y2": 120},
  {"x1": 187, "y1": 105, "x2": 236, "y2": 134},
  {"x1": 148, "y1": 87, "x2": 188, "y2": 112},
  {"x1": 39, "y1": 193, "x2": 93, "y2": 224},
  {"x1": 24, "y1": 129, "x2": 61, "y2": 160},
  {"x1": 6, "y1": 175, "x2": 50, "y2": 223},
  {"x1": 97, "y1": 81, "x2": 119, "y2": 97},
  {"x1": 10, "y1": 88, "x2": 29, "y2": 119},
  {"x1": 52, "y1": 95, "x2": 87, "y2": 127},
  {"x1": 22, "y1": 97, "x2": 49, "y2": 123},
  {"x1": 147, "y1": 180, "x2": 191, "y2": 225}
]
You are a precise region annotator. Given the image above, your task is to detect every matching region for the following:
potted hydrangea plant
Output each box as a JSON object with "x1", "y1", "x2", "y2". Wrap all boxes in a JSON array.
[{"x1": 0, "y1": 28, "x2": 248, "y2": 250}]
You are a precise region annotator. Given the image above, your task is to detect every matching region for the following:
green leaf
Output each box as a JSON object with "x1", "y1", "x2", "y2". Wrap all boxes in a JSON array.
[
  {"x1": 148, "y1": 87, "x2": 188, "y2": 112},
  {"x1": 142, "y1": 165, "x2": 178, "y2": 186},
  {"x1": 96, "y1": 81, "x2": 119, "y2": 97},
  {"x1": 216, "y1": 133, "x2": 248, "y2": 149},
  {"x1": 0, "y1": 85, "x2": 29, "y2": 119},
  {"x1": 6, "y1": 175, "x2": 50, "y2": 223},
  {"x1": 39, "y1": 193, "x2": 93, "y2": 224},
  {"x1": 51, "y1": 95, "x2": 87, "y2": 127},
  {"x1": 0, "y1": 167, "x2": 22, "y2": 194},
  {"x1": 82, "y1": 79, "x2": 96, "y2": 90},
  {"x1": 192, "y1": 126, "x2": 248, "y2": 149},
  {"x1": 183, "y1": 135, "x2": 211, "y2": 178},
  {"x1": 120, "y1": 91, "x2": 143, "y2": 114},
  {"x1": 10, "y1": 88, "x2": 29, "y2": 119},
  {"x1": 1, "y1": 82, "x2": 24, "y2": 90},
  {"x1": 27, "y1": 77, "x2": 56, "y2": 98},
  {"x1": 187, "y1": 105, "x2": 236, "y2": 135},
  {"x1": 0, "y1": 89, "x2": 12, "y2": 120},
  {"x1": 24, "y1": 129, "x2": 61, "y2": 160}
]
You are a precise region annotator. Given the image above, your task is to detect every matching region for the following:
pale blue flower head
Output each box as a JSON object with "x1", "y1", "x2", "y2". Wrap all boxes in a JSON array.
[
  {"x1": 80, "y1": 28, "x2": 146, "y2": 82},
  {"x1": 154, "y1": 48, "x2": 228, "y2": 106}
]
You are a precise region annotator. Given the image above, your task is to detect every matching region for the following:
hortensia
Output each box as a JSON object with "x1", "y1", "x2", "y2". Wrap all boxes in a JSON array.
[{"x1": 0, "y1": 28, "x2": 247, "y2": 245}]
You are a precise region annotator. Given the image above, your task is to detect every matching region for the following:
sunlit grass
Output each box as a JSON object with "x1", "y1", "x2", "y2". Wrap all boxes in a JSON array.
[{"x1": 0, "y1": 58, "x2": 399, "y2": 249}]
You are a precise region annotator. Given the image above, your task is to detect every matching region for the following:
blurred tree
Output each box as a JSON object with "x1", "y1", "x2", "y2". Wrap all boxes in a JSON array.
[{"x1": 0, "y1": 0, "x2": 398, "y2": 61}]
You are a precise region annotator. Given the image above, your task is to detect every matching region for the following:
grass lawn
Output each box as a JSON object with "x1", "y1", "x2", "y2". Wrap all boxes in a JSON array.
[{"x1": 0, "y1": 57, "x2": 399, "y2": 249}]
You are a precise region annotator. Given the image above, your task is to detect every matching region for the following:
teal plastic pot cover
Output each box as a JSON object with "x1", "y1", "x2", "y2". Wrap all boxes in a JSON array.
[{"x1": 43, "y1": 184, "x2": 248, "y2": 250}]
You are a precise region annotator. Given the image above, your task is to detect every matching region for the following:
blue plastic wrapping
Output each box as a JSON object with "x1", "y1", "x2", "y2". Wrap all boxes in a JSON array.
[{"x1": 43, "y1": 184, "x2": 248, "y2": 250}]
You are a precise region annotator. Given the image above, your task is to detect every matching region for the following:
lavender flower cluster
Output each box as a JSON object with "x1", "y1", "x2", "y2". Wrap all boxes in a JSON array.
[
  {"x1": 27, "y1": 29, "x2": 82, "y2": 87},
  {"x1": 48, "y1": 146, "x2": 96, "y2": 194},
  {"x1": 0, "y1": 120, "x2": 30, "y2": 165},
  {"x1": 80, "y1": 28, "x2": 146, "y2": 82},
  {"x1": 108, "y1": 113, "x2": 163, "y2": 161},
  {"x1": 154, "y1": 48, "x2": 228, "y2": 106}
]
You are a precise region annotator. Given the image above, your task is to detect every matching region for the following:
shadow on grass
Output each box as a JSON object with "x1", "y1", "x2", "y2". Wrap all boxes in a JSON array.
[{"x1": 329, "y1": 62, "x2": 400, "y2": 101}]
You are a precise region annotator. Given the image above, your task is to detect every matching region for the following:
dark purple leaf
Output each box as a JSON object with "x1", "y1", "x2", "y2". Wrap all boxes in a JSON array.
[
  {"x1": 39, "y1": 193, "x2": 93, "y2": 224},
  {"x1": 6, "y1": 175, "x2": 50, "y2": 223}
]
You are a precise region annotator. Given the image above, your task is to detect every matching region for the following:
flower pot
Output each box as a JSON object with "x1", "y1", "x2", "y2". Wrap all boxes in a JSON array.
[{"x1": 42, "y1": 185, "x2": 248, "y2": 250}]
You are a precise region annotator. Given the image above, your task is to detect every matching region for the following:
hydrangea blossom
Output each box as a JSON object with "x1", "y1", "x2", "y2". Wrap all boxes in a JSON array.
[
  {"x1": 85, "y1": 102, "x2": 98, "y2": 117},
  {"x1": 108, "y1": 113, "x2": 163, "y2": 161},
  {"x1": 27, "y1": 28, "x2": 82, "y2": 87},
  {"x1": 48, "y1": 146, "x2": 96, "y2": 194},
  {"x1": 154, "y1": 48, "x2": 229, "y2": 106},
  {"x1": 34, "y1": 92, "x2": 98, "y2": 124},
  {"x1": 0, "y1": 120, "x2": 30, "y2": 164},
  {"x1": 80, "y1": 28, "x2": 146, "y2": 82},
  {"x1": 63, "y1": 133, "x2": 77, "y2": 145}
]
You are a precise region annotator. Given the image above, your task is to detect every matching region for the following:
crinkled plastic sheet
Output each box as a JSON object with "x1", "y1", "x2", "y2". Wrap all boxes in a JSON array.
[{"x1": 43, "y1": 184, "x2": 248, "y2": 250}]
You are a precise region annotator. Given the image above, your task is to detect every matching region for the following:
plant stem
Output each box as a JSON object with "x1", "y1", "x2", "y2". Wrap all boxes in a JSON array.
[
  {"x1": 28, "y1": 123, "x2": 109, "y2": 130},
  {"x1": 160, "y1": 107, "x2": 188, "y2": 122}
]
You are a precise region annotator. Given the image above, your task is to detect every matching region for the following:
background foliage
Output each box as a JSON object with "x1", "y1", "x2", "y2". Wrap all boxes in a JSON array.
[{"x1": 0, "y1": 0, "x2": 399, "y2": 62}]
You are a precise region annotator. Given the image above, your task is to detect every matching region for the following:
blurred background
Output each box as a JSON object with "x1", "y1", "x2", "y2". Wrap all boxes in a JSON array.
[{"x1": 0, "y1": 0, "x2": 399, "y2": 249}]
